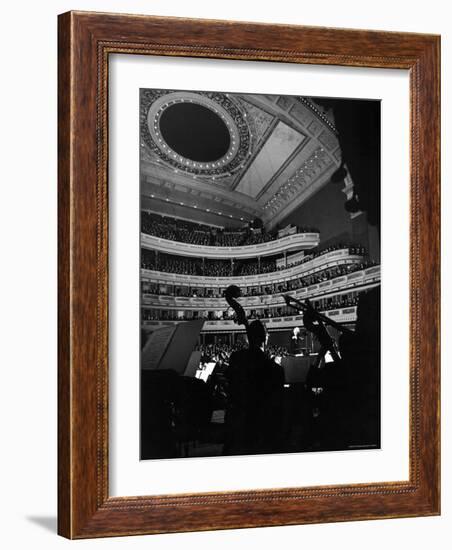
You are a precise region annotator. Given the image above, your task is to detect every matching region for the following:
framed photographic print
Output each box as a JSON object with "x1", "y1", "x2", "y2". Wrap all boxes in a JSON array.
[{"x1": 58, "y1": 11, "x2": 440, "y2": 539}]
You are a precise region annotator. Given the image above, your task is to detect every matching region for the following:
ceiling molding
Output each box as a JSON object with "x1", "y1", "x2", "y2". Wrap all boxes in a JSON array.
[{"x1": 140, "y1": 90, "x2": 346, "y2": 229}]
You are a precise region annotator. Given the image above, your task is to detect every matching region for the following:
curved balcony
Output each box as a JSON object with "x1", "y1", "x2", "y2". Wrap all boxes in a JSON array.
[
  {"x1": 142, "y1": 306, "x2": 358, "y2": 332},
  {"x1": 141, "y1": 231, "x2": 320, "y2": 259},
  {"x1": 142, "y1": 265, "x2": 380, "y2": 310},
  {"x1": 141, "y1": 248, "x2": 368, "y2": 288}
]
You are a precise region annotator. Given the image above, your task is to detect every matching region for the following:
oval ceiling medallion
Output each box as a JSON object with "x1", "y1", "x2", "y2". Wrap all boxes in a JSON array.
[
  {"x1": 159, "y1": 102, "x2": 231, "y2": 163},
  {"x1": 140, "y1": 90, "x2": 252, "y2": 178}
]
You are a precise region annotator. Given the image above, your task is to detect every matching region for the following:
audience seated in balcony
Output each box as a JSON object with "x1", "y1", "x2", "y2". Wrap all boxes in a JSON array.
[
  {"x1": 141, "y1": 246, "x2": 376, "y2": 291},
  {"x1": 141, "y1": 211, "x2": 316, "y2": 247},
  {"x1": 141, "y1": 291, "x2": 362, "y2": 325},
  {"x1": 279, "y1": 244, "x2": 367, "y2": 271}
]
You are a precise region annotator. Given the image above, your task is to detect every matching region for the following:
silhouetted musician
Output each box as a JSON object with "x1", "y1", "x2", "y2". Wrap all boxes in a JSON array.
[{"x1": 224, "y1": 320, "x2": 285, "y2": 456}]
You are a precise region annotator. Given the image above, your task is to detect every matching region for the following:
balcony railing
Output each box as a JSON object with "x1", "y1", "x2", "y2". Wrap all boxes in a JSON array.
[
  {"x1": 141, "y1": 249, "x2": 368, "y2": 287},
  {"x1": 141, "y1": 230, "x2": 320, "y2": 259},
  {"x1": 141, "y1": 265, "x2": 380, "y2": 310},
  {"x1": 142, "y1": 306, "x2": 358, "y2": 332}
]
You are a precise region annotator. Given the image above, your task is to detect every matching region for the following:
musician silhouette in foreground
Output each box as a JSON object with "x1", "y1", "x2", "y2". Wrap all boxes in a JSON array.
[
  {"x1": 286, "y1": 288, "x2": 380, "y2": 451},
  {"x1": 341, "y1": 286, "x2": 381, "y2": 448},
  {"x1": 302, "y1": 299, "x2": 348, "y2": 450},
  {"x1": 223, "y1": 286, "x2": 285, "y2": 455}
]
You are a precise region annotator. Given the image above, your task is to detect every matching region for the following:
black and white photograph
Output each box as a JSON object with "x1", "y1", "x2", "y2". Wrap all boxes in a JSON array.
[{"x1": 139, "y1": 89, "x2": 381, "y2": 460}]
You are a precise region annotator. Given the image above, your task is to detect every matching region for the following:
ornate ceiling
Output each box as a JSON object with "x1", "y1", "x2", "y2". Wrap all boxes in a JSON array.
[{"x1": 140, "y1": 89, "x2": 342, "y2": 230}]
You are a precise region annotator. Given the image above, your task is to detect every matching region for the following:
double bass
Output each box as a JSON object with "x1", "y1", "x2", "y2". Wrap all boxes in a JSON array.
[
  {"x1": 224, "y1": 285, "x2": 269, "y2": 353},
  {"x1": 284, "y1": 294, "x2": 354, "y2": 449},
  {"x1": 223, "y1": 285, "x2": 285, "y2": 454},
  {"x1": 224, "y1": 285, "x2": 250, "y2": 338},
  {"x1": 283, "y1": 294, "x2": 353, "y2": 364}
]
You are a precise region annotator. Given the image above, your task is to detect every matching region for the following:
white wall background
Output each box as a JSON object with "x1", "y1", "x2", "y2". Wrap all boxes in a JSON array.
[{"x1": 0, "y1": 1, "x2": 449, "y2": 548}]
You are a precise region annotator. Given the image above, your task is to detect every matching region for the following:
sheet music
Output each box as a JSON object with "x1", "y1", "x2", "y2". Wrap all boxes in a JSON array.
[{"x1": 184, "y1": 351, "x2": 202, "y2": 377}]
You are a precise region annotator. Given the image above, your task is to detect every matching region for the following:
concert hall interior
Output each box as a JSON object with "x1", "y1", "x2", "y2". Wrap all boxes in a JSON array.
[{"x1": 139, "y1": 89, "x2": 381, "y2": 460}]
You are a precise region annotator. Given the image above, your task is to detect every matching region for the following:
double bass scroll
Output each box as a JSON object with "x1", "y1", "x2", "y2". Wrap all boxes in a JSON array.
[{"x1": 224, "y1": 284, "x2": 256, "y2": 348}]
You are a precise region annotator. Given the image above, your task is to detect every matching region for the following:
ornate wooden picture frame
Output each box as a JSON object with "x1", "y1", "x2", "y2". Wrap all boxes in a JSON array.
[{"x1": 58, "y1": 11, "x2": 440, "y2": 539}]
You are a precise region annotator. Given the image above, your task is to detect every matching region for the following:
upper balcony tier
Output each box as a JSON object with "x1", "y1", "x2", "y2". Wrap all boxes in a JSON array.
[{"x1": 141, "y1": 231, "x2": 320, "y2": 260}]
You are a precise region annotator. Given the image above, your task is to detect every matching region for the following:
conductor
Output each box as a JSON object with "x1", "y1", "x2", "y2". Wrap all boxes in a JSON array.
[{"x1": 289, "y1": 326, "x2": 304, "y2": 355}]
